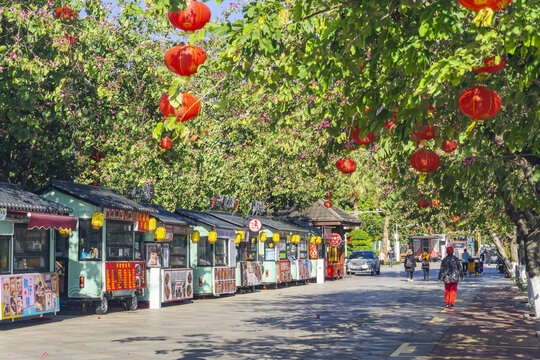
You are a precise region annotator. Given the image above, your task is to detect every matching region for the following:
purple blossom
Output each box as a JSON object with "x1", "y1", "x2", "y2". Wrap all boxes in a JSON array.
[
  {"x1": 9, "y1": 52, "x2": 17, "y2": 58},
  {"x1": 465, "y1": 157, "x2": 474, "y2": 164},
  {"x1": 321, "y1": 121, "x2": 331, "y2": 128}
]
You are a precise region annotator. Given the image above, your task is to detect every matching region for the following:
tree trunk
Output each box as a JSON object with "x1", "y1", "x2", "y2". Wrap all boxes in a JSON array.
[
  {"x1": 510, "y1": 228, "x2": 519, "y2": 264},
  {"x1": 353, "y1": 198, "x2": 359, "y2": 230},
  {"x1": 490, "y1": 233, "x2": 513, "y2": 276},
  {"x1": 382, "y1": 215, "x2": 390, "y2": 256}
]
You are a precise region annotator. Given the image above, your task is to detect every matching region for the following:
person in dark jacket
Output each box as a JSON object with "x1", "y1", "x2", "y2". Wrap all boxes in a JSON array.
[
  {"x1": 404, "y1": 249, "x2": 416, "y2": 281},
  {"x1": 421, "y1": 248, "x2": 430, "y2": 281},
  {"x1": 438, "y1": 246, "x2": 463, "y2": 309}
]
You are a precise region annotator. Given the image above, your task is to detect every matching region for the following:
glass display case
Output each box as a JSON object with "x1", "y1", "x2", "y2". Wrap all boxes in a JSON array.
[
  {"x1": 197, "y1": 238, "x2": 212, "y2": 266},
  {"x1": 13, "y1": 225, "x2": 49, "y2": 272},
  {"x1": 299, "y1": 240, "x2": 308, "y2": 259},
  {"x1": 134, "y1": 232, "x2": 145, "y2": 261},
  {"x1": 236, "y1": 241, "x2": 257, "y2": 262},
  {"x1": 214, "y1": 238, "x2": 228, "y2": 266},
  {"x1": 79, "y1": 219, "x2": 102, "y2": 261},
  {"x1": 0, "y1": 236, "x2": 10, "y2": 274},
  {"x1": 106, "y1": 221, "x2": 133, "y2": 261},
  {"x1": 169, "y1": 235, "x2": 187, "y2": 268}
]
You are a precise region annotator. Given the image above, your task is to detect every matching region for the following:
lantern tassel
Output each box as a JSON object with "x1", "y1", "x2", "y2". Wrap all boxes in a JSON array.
[
  {"x1": 472, "y1": 8, "x2": 494, "y2": 27},
  {"x1": 466, "y1": 121, "x2": 477, "y2": 135},
  {"x1": 418, "y1": 173, "x2": 426, "y2": 184},
  {"x1": 476, "y1": 72, "x2": 491, "y2": 81}
]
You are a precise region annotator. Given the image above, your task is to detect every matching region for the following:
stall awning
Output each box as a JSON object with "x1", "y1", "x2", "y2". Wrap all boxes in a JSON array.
[{"x1": 27, "y1": 213, "x2": 78, "y2": 231}]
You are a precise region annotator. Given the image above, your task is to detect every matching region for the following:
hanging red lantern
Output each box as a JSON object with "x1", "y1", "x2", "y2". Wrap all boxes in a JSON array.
[
  {"x1": 160, "y1": 93, "x2": 201, "y2": 121},
  {"x1": 324, "y1": 201, "x2": 333, "y2": 208},
  {"x1": 458, "y1": 0, "x2": 512, "y2": 12},
  {"x1": 165, "y1": 45, "x2": 207, "y2": 76},
  {"x1": 160, "y1": 137, "x2": 173, "y2": 149},
  {"x1": 472, "y1": 57, "x2": 506, "y2": 74},
  {"x1": 459, "y1": 86, "x2": 501, "y2": 120},
  {"x1": 418, "y1": 201, "x2": 431, "y2": 208},
  {"x1": 348, "y1": 236, "x2": 353, "y2": 244},
  {"x1": 336, "y1": 158, "x2": 356, "y2": 174},
  {"x1": 410, "y1": 149, "x2": 440, "y2": 173},
  {"x1": 441, "y1": 140, "x2": 457, "y2": 153},
  {"x1": 413, "y1": 125, "x2": 437, "y2": 142},
  {"x1": 168, "y1": 0, "x2": 211, "y2": 32},
  {"x1": 432, "y1": 200, "x2": 440, "y2": 207},
  {"x1": 350, "y1": 126, "x2": 375, "y2": 145},
  {"x1": 324, "y1": 191, "x2": 333, "y2": 200}
]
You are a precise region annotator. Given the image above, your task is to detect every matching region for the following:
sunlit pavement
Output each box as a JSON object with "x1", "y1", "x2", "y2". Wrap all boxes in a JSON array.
[{"x1": 1, "y1": 263, "x2": 535, "y2": 359}]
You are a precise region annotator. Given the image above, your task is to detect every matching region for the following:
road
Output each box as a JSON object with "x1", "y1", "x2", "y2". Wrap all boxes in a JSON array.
[{"x1": 0, "y1": 263, "x2": 506, "y2": 359}]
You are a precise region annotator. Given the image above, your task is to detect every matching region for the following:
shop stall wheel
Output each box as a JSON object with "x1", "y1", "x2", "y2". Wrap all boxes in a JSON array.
[
  {"x1": 95, "y1": 297, "x2": 109, "y2": 315},
  {"x1": 127, "y1": 295, "x2": 138, "y2": 311}
]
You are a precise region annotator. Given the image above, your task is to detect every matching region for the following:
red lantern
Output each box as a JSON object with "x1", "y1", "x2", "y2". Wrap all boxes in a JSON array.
[
  {"x1": 418, "y1": 201, "x2": 431, "y2": 208},
  {"x1": 350, "y1": 126, "x2": 375, "y2": 145},
  {"x1": 441, "y1": 140, "x2": 457, "y2": 153},
  {"x1": 160, "y1": 137, "x2": 173, "y2": 149},
  {"x1": 472, "y1": 57, "x2": 505, "y2": 74},
  {"x1": 413, "y1": 125, "x2": 436, "y2": 142},
  {"x1": 160, "y1": 93, "x2": 201, "y2": 121},
  {"x1": 324, "y1": 192, "x2": 333, "y2": 200},
  {"x1": 410, "y1": 149, "x2": 440, "y2": 173},
  {"x1": 348, "y1": 236, "x2": 353, "y2": 244},
  {"x1": 165, "y1": 45, "x2": 207, "y2": 76},
  {"x1": 459, "y1": 86, "x2": 501, "y2": 120},
  {"x1": 324, "y1": 201, "x2": 333, "y2": 208},
  {"x1": 168, "y1": 0, "x2": 211, "y2": 32},
  {"x1": 458, "y1": 0, "x2": 512, "y2": 11},
  {"x1": 336, "y1": 158, "x2": 357, "y2": 174},
  {"x1": 432, "y1": 200, "x2": 440, "y2": 207}
]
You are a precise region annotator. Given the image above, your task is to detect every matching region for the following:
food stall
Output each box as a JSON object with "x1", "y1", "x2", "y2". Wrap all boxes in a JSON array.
[
  {"x1": 138, "y1": 204, "x2": 194, "y2": 309},
  {"x1": 207, "y1": 211, "x2": 262, "y2": 291},
  {"x1": 324, "y1": 230, "x2": 346, "y2": 279},
  {"x1": 175, "y1": 209, "x2": 238, "y2": 297},
  {"x1": 0, "y1": 182, "x2": 77, "y2": 321},
  {"x1": 290, "y1": 220, "x2": 322, "y2": 282},
  {"x1": 37, "y1": 180, "x2": 157, "y2": 314}
]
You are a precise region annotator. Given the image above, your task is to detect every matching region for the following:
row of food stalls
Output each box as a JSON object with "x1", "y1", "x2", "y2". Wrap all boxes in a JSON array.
[{"x1": 1, "y1": 180, "x2": 361, "y2": 320}]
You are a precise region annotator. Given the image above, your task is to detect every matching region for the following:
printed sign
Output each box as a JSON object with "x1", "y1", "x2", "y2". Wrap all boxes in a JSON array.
[
  {"x1": 309, "y1": 243, "x2": 318, "y2": 259},
  {"x1": 213, "y1": 267, "x2": 236, "y2": 295},
  {"x1": 0, "y1": 208, "x2": 6, "y2": 221},
  {"x1": 297, "y1": 260, "x2": 312, "y2": 280},
  {"x1": 329, "y1": 234, "x2": 342, "y2": 246},
  {"x1": 162, "y1": 269, "x2": 193, "y2": 302},
  {"x1": 104, "y1": 262, "x2": 146, "y2": 291},
  {"x1": 248, "y1": 218, "x2": 262, "y2": 233},
  {"x1": 1, "y1": 273, "x2": 59, "y2": 320},
  {"x1": 240, "y1": 262, "x2": 262, "y2": 287},
  {"x1": 265, "y1": 248, "x2": 277, "y2": 261},
  {"x1": 145, "y1": 243, "x2": 161, "y2": 268},
  {"x1": 278, "y1": 260, "x2": 291, "y2": 282}
]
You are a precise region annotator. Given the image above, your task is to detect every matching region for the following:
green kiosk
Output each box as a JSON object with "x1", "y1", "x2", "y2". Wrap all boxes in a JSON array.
[{"x1": 37, "y1": 180, "x2": 157, "y2": 314}]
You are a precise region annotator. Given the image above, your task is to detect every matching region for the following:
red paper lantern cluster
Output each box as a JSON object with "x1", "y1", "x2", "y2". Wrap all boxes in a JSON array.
[
  {"x1": 441, "y1": 140, "x2": 457, "y2": 153},
  {"x1": 164, "y1": 45, "x2": 207, "y2": 77},
  {"x1": 472, "y1": 57, "x2": 506, "y2": 74},
  {"x1": 168, "y1": 0, "x2": 211, "y2": 32},
  {"x1": 459, "y1": 86, "x2": 501, "y2": 120},
  {"x1": 336, "y1": 158, "x2": 357, "y2": 174},
  {"x1": 55, "y1": 5, "x2": 77, "y2": 21},
  {"x1": 410, "y1": 149, "x2": 440, "y2": 173},
  {"x1": 350, "y1": 126, "x2": 375, "y2": 145},
  {"x1": 160, "y1": 93, "x2": 201, "y2": 122},
  {"x1": 324, "y1": 201, "x2": 333, "y2": 208}
]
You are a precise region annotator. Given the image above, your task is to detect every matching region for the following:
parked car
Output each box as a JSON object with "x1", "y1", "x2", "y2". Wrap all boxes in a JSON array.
[{"x1": 346, "y1": 250, "x2": 380, "y2": 275}]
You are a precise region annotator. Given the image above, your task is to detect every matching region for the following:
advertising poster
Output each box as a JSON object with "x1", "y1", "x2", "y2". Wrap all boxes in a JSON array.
[
  {"x1": 297, "y1": 260, "x2": 312, "y2": 280},
  {"x1": 278, "y1": 260, "x2": 291, "y2": 282},
  {"x1": 145, "y1": 243, "x2": 162, "y2": 268},
  {"x1": 265, "y1": 248, "x2": 277, "y2": 261},
  {"x1": 309, "y1": 243, "x2": 318, "y2": 259},
  {"x1": 104, "y1": 261, "x2": 146, "y2": 291},
  {"x1": 213, "y1": 267, "x2": 236, "y2": 295},
  {"x1": 240, "y1": 262, "x2": 262, "y2": 287},
  {"x1": 1, "y1": 273, "x2": 59, "y2": 320},
  {"x1": 162, "y1": 269, "x2": 193, "y2": 302}
]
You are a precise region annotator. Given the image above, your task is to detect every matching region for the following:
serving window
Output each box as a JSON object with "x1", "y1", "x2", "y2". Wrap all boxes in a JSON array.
[
  {"x1": 170, "y1": 234, "x2": 188, "y2": 268},
  {"x1": 13, "y1": 225, "x2": 49, "y2": 272},
  {"x1": 236, "y1": 240, "x2": 257, "y2": 262},
  {"x1": 278, "y1": 239, "x2": 287, "y2": 260},
  {"x1": 79, "y1": 219, "x2": 102, "y2": 261},
  {"x1": 288, "y1": 241, "x2": 298, "y2": 260},
  {"x1": 299, "y1": 240, "x2": 308, "y2": 259},
  {"x1": 197, "y1": 238, "x2": 212, "y2": 266},
  {"x1": 106, "y1": 221, "x2": 133, "y2": 261},
  {"x1": 215, "y1": 238, "x2": 228, "y2": 266},
  {"x1": 134, "y1": 232, "x2": 145, "y2": 261},
  {"x1": 0, "y1": 236, "x2": 10, "y2": 274}
]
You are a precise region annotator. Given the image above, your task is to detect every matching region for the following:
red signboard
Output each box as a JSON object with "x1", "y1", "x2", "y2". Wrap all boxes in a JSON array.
[
  {"x1": 309, "y1": 243, "x2": 318, "y2": 259},
  {"x1": 278, "y1": 260, "x2": 291, "y2": 282},
  {"x1": 329, "y1": 233, "x2": 342, "y2": 246},
  {"x1": 105, "y1": 262, "x2": 146, "y2": 291}
]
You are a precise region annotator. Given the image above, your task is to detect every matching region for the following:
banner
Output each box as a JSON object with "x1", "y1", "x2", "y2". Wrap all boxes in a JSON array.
[
  {"x1": 214, "y1": 267, "x2": 236, "y2": 295},
  {"x1": 297, "y1": 260, "x2": 312, "y2": 280},
  {"x1": 162, "y1": 269, "x2": 193, "y2": 302},
  {"x1": 278, "y1": 260, "x2": 291, "y2": 282},
  {"x1": 104, "y1": 261, "x2": 146, "y2": 291},
  {"x1": 240, "y1": 262, "x2": 262, "y2": 287},
  {"x1": 309, "y1": 243, "x2": 318, "y2": 259},
  {"x1": 1, "y1": 273, "x2": 59, "y2": 320}
]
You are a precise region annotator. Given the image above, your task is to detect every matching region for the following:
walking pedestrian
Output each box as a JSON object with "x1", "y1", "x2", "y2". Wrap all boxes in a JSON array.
[
  {"x1": 438, "y1": 246, "x2": 463, "y2": 309},
  {"x1": 421, "y1": 248, "x2": 430, "y2": 281},
  {"x1": 388, "y1": 249, "x2": 395, "y2": 268},
  {"x1": 404, "y1": 249, "x2": 416, "y2": 281},
  {"x1": 461, "y1": 248, "x2": 471, "y2": 276},
  {"x1": 379, "y1": 251, "x2": 386, "y2": 266}
]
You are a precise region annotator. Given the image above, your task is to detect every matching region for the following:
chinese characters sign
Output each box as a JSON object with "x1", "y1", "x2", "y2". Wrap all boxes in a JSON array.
[
  {"x1": 104, "y1": 262, "x2": 146, "y2": 291},
  {"x1": 278, "y1": 260, "x2": 291, "y2": 282}
]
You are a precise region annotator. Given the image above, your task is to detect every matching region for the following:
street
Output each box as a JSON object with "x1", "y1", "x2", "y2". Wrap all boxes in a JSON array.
[{"x1": 0, "y1": 264, "x2": 509, "y2": 359}]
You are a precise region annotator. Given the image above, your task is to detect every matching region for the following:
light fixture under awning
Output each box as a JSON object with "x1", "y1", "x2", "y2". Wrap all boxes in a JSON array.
[{"x1": 27, "y1": 213, "x2": 78, "y2": 231}]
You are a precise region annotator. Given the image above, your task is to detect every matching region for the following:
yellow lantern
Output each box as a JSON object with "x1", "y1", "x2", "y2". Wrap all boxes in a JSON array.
[
  {"x1": 237, "y1": 230, "x2": 245, "y2": 240},
  {"x1": 58, "y1": 228, "x2": 71, "y2": 236},
  {"x1": 259, "y1": 232, "x2": 267, "y2": 243},
  {"x1": 208, "y1": 230, "x2": 217, "y2": 244},
  {"x1": 155, "y1": 227, "x2": 166, "y2": 241},
  {"x1": 269, "y1": 242, "x2": 274, "y2": 248},
  {"x1": 315, "y1": 236, "x2": 322, "y2": 245},
  {"x1": 309, "y1": 236, "x2": 315, "y2": 244},
  {"x1": 294, "y1": 235, "x2": 300, "y2": 244},
  {"x1": 91, "y1": 212, "x2": 104, "y2": 230},
  {"x1": 272, "y1": 233, "x2": 280, "y2": 243},
  {"x1": 148, "y1": 218, "x2": 157, "y2": 233},
  {"x1": 235, "y1": 233, "x2": 242, "y2": 245},
  {"x1": 191, "y1": 230, "x2": 200, "y2": 243}
]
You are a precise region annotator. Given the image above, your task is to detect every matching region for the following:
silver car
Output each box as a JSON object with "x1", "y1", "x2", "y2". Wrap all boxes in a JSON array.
[{"x1": 346, "y1": 250, "x2": 380, "y2": 275}]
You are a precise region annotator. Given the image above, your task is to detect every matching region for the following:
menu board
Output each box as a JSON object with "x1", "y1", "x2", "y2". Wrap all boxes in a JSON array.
[
  {"x1": 240, "y1": 262, "x2": 262, "y2": 287},
  {"x1": 278, "y1": 260, "x2": 291, "y2": 282},
  {"x1": 162, "y1": 269, "x2": 193, "y2": 302},
  {"x1": 1, "y1": 273, "x2": 59, "y2": 320},
  {"x1": 309, "y1": 243, "x2": 318, "y2": 259},
  {"x1": 104, "y1": 261, "x2": 146, "y2": 291},
  {"x1": 297, "y1": 260, "x2": 312, "y2": 280},
  {"x1": 214, "y1": 267, "x2": 236, "y2": 295}
]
